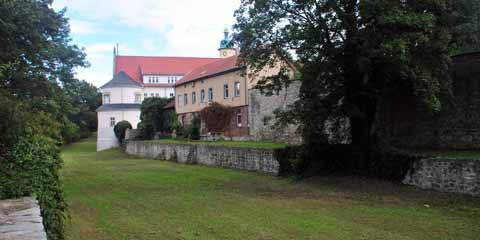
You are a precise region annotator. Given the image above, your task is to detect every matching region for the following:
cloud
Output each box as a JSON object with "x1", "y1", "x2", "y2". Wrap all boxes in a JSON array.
[
  {"x1": 69, "y1": 19, "x2": 98, "y2": 34},
  {"x1": 52, "y1": 0, "x2": 241, "y2": 85}
]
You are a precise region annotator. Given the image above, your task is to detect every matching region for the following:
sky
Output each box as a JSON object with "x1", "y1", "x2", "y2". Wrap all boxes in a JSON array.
[{"x1": 51, "y1": 0, "x2": 240, "y2": 87}]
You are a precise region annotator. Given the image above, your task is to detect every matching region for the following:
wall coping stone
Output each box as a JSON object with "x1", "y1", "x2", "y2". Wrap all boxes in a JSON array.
[{"x1": 0, "y1": 197, "x2": 47, "y2": 240}]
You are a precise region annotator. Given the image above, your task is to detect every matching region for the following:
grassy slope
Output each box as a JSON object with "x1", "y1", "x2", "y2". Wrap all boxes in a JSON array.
[
  {"x1": 146, "y1": 139, "x2": 288, "y2": 149},
  {"x1": 61, "y1": 138, "x2": 480, "y2": 240}
]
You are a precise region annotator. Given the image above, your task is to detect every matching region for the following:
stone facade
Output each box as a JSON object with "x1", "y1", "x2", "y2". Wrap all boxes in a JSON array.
[
  {"x1": 379, "y1": 52, "x2": 480, "y2": 149},
  {"x1": 403, "y1": 158, "x2": 480, "y2": 195},
  {"x1": 0, "y1": 197, "x2": 47, "y2": 240},
  {"x1": 248, "y1": 81, "x2": 302, "y2": 145},
  {"x1": 125, "y1": 141, "x2": 280, "y2": 174}
]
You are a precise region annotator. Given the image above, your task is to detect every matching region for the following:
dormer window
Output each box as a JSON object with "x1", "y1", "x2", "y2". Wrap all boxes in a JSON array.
[{"x1": 103, "y1": 94, "x2": 110, "y2": 104}]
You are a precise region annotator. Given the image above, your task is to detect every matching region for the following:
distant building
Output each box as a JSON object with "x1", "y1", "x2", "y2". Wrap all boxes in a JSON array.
[
  {"x1": 96, "y1": 53, "x2": 218, "y2": 151},
  {"x1": 175, "y1": 30, "x2": 299, "y2": 142}
]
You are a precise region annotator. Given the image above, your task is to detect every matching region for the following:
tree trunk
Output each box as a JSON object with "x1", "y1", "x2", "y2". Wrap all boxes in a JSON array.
[{"x1": 349, "y1": 98, "x2": 378, "y2": 170}]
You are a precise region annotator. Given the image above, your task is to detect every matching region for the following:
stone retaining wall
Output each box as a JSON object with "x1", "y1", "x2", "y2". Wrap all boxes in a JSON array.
[
  {"x1": 0, "y1": 197, "x2": 47, "y2": 240},
  {"x1": 125, "y1": 141, "x2": 280, "y2": 174},
  {"x1": 403, "y1": 158, "x2": 480, "y2": 195}
]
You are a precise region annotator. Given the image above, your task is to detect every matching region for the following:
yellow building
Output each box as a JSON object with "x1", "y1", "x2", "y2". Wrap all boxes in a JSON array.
[{"x1": 175, "y1": 30, "x2": 296, "y2": 139}]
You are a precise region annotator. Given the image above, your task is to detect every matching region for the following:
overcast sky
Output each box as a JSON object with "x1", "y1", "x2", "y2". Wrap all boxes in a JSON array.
[{"x1": 52, "y1": 0, "x2": 240, "y2": 87}]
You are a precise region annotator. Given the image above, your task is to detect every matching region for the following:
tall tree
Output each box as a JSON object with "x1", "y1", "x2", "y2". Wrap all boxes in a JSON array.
[
  {"x1": 234, "y1": 0, "x2": 476, "y2": 164},
  {"x1": 0, "y1": 1, "x2": 91, "y2": 239}
]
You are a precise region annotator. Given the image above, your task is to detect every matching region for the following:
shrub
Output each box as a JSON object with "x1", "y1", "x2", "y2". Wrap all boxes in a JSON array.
[
  {"x1": 114, "y1": 121, "x2": 132, "y2": 144},
  {"x1": 275, "y1": 145, "x2": 307, "y2": 176},
  {"x1": 0, "y1": 96, "x2": 66, "y2": 240},
  {"x1": 199, "y1": 102, "x2": 232, "y2": 133},
  {"x1": 139, "y1": 98, "x2": 172, "y2": 139},
  {"x1": 189, "y1": 116, "x2": 201, "y2": 140}
]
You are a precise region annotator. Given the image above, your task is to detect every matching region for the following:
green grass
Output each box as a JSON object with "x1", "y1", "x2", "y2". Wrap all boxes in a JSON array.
[
  {"x1": 62, "y1": 138, "x2": 480, "y2": 240},
  {"x1": 407, "y1": 149, "x2": 480, "y2": 160},
  {"x1": 146, "y1": 138, "x2": 288, "y2": 149}
]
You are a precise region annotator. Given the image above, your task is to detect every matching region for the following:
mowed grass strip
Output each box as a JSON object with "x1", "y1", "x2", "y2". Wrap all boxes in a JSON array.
[
  {"x1": 146, "y1": 138, "x2": 288, "y2": 149},
  {"x1": 61, "y1": 138, "x2": 480, "y2": 240}
]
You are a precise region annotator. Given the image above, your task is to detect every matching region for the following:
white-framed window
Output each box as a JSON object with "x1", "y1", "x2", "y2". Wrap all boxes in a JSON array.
[
  {"x1": 208, "y1": 88, "x2": 213, "y2": 102},
  {"x1": 156, "y1": 77, "x2": 159, "y2": 83},
  {"x1": 237, "y1": 113, "x2": 242, "y2": 127},
  {"x1": 144, "y1": 93, "x2": 148, "y2": 97},
  {"x1": 170, "y1": 93, "x2": 174, "y2": 97},
  {"x1": 150, "y1": 93, "x2": 154, "y2": 97},
  {"x1": 184, "y1": 93, "x2": 188, "y2": 105},
  {"x1": 223, "y1": 84, "x2": 229, "y2": 99},
  {"x1": 234, "y1": 81, "x2": 241, "y2": 97},
  {"x1": 200, "y1": 89, "x2": 205, "y2": 103},
  {"x1": 103, "y1": 94, "x2": 110, "y2": 104},
  {"x1": 192, "y1": 91, "x2": 196, "y2": 104},
  {"x1": 110, "y1": 117, "x2": 115, "y2": 127},
  {"x1": 135, "y1": 93, "x2": 141, "y2": 103}
]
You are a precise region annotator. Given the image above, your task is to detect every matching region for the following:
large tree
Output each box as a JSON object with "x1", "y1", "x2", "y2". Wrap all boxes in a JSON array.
[
  {"x1": 234, "y1": 0, "x2": 477, "y2": 161},
  {"x1": 0, "y1": 1, "x2": 94, "y2": 239}
]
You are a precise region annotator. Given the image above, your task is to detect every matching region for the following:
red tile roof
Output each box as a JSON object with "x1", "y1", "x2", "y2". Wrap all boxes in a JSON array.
[
  {"x1": 175, "y1": 56, "x2": 242, "y2": 86},
  {"x1": 114, "y1": 56, "x2": 220, "y2": 84}
]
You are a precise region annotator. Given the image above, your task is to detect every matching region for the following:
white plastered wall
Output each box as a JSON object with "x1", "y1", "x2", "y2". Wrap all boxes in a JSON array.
[{"x1": 97, "y1": 109, "x2": 141, "y2": 151}]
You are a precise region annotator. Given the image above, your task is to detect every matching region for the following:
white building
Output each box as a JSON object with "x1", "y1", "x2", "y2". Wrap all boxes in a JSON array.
[{"x1": 96, "y1": 53, "x2": 219, "y2": 151}]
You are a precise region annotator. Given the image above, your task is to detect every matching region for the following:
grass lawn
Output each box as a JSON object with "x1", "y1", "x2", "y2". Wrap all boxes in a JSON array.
[
  {"x1": 62, "y1": 138, "x2": 480, "y2": 240},
  {"x1": 407, "y1": 149, "x2": 480, "y2": 160},
  {"x1": 146, "y1": 138, "x2": 288, "y2": 149}
]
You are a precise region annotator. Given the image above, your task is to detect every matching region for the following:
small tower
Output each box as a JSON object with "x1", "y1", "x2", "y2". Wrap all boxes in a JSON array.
[{"x1": 218, "y1": 28, "x2": 237, "y2": 58}]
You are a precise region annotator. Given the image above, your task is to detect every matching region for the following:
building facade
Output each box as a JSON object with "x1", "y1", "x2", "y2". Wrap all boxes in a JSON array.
[
  {"x1": 96, "y1": 52, "x2": 219, "y2": 151},
  {"x1": 175, "y1": 31, "x2": 298, "y2": 140}
]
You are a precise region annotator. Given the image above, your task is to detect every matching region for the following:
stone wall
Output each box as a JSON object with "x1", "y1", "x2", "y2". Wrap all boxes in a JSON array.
[
  {"x1": 0, "y1": 197, "x2": 47, "y2": 240},
  {"x1": 125, "y1": 141, "x2": 279, "y2": 174},
  {"x1": 403, "y1": 158, "x2": 480, "y2": 195},
  {"x1": 248, "y1": 81, "x2": 302, "y2": 145},
  {"x1": 379, "y1": 52, "x2": 480, "y2": 149}
]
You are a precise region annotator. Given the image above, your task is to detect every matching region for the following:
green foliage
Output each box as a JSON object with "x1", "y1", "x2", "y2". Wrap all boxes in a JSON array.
[
  {"x1": 234, "y1": 0, "x2": 478, "y2": 168},
  {"x1": 139, "y1": 98, "x2": 173, "y2": 139},
  {"x1": 0, "y1": 94, "x2": 66, "y2": 240},
  {"x1": 189, "y1": 117, "x2": 201, "y2": 140},
  {"x1": 114, "y1": 121, "x2": 132, "y2": 145},
  {"x1": 275, "y1": 145, "x2": 306, "y2": 176},
  {"x1": 0, "y1": 1, "x2": 95, "y2": 239}
]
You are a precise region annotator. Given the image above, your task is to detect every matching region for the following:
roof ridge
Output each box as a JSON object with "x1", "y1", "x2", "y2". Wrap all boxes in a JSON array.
[{"x1": 116, "y1": 55, "x2": 220, "y2": 59}]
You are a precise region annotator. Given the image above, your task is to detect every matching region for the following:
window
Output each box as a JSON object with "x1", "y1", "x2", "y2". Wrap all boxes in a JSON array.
[
  {"x1": 103, "y1": 94, "x2": 110, "y2": 104},
  {"x1": 223, "y1": 84, "x2": 229, "y2": 99},
  {"x1": 192, "y1": 91, "x2": 196, "y2": 104},
  {"x1": 170, "y1": 93, "x2": 174, "y2": 97},
  {"x1": 155, "y1": 93, "x2": 159, "y2": 97},
  {"x1": 178, "y1": 95, "x2": 182, "y2": 106},
  {"x1": 135, "y1": 93, "x2": 141, "y2": 103},
  {"x1": 150, "y1": 93, "x2": 154, "y2": 97},
  {"x1": 234, "y1": 81, "x2": 241, "y2": 97},
  {"x1": 200, "y1": 89, "x2": 205, "y2": 103},
  {"x1": 144, "y1": 93, "x2": 148, "y2": 97},
  {"x1": 155, "y1": 77, "x2": 159, "y2": 83},
  {"x1": 184, "y1": 93, "x2": 188, "y2": 105},
  {"x1": 208, "y1": 88, "x2": 213, "y2": 102},
  {"x1": 237, "y1": 113, "x2": 242, "y2": 127},
  {"x1": 110, "y1": 117, "x2": 115, "y2": 127}
]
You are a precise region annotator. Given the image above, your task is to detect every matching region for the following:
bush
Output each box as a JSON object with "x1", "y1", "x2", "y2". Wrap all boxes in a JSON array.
[
  {"x1": 138, "y1": 98, "x2": 172, "y2": 139},
  {"x1": 275, "y1": 145, "x2": 307, "y2": 176},
  {"x1": 0, "y1": 96, "x2": 66, "y2": 240},
  {"x1": 114, "y1": 121, "x2": 132, "y2": 144},
  {"x1": 199, "y1": 102, "x2": 232, "y2": 133}
]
